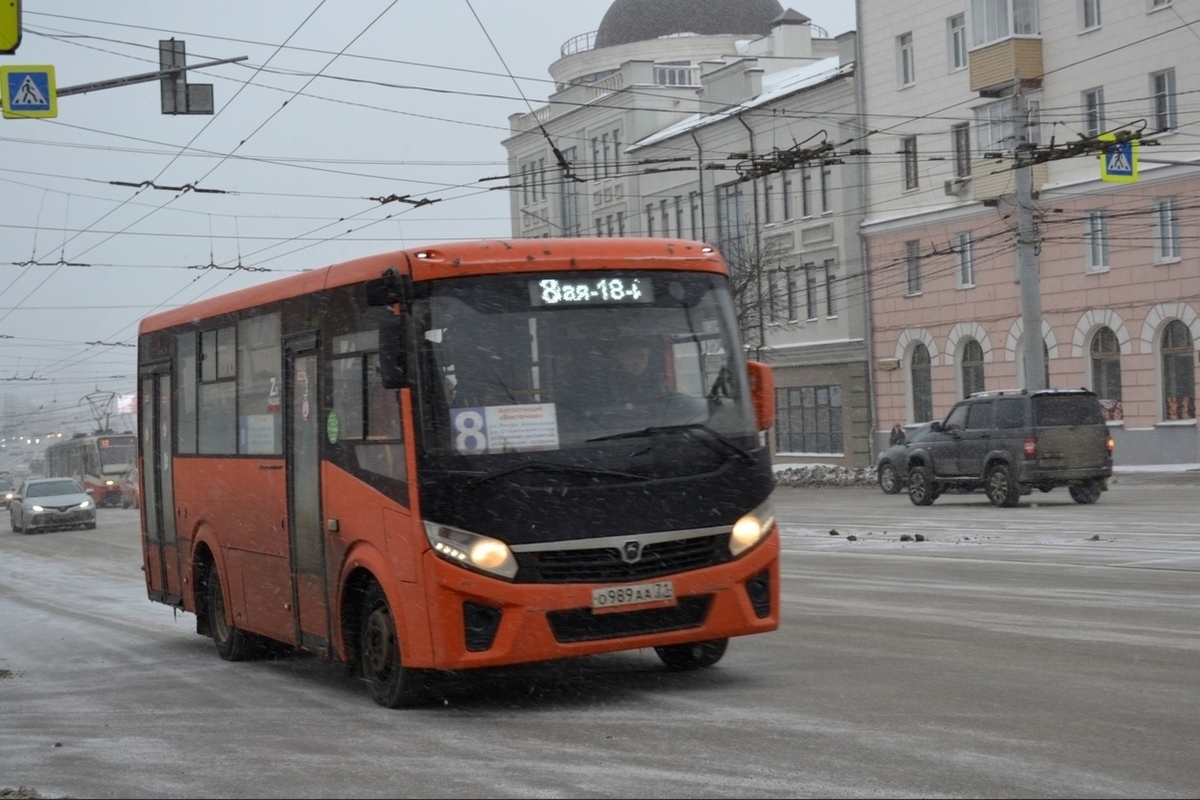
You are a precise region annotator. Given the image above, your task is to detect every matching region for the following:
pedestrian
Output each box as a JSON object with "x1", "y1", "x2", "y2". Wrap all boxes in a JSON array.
[{"x1": 889, "y1": 423, "x2": 906, "y2": 446}]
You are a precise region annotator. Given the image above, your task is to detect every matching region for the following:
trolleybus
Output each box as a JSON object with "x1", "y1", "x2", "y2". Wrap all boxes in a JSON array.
[
  {"x1": 45, "y1": 432, "x2": 137, "y2": 507},
  {"x1": 136, "y1": 238, "x2": 779, "y2": 707}
]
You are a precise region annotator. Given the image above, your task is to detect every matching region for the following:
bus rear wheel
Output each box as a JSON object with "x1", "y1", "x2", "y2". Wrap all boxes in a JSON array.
[
  {"x1": 207, "y1": 564, "x2": 252, "y2": 662},
  {"x1": 359, "y1": 582, "x2": 426, "y2": 708},
  {"x1": 654, "y1": 637, "x2": 729, "y2": 670}
]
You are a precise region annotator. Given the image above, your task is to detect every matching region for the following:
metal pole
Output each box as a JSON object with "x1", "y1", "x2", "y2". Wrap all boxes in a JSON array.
[
  {"x1": 1014, "y1": 88, "x2": 1046, "y2": 391},
  {"x1": 57, "y1": 56, "x2": 248, "y2": 97}
]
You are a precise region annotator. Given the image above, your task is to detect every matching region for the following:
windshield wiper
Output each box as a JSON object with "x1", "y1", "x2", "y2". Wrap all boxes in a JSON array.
[
  {"x1": 467, "y1": 461, "x2": 650, "y2": 488},
  {"x1": 587, "y1": 423, "x2": 755, "y2": 463}
]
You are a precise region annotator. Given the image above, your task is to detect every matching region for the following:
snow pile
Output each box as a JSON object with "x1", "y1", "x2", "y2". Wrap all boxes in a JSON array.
[{"x1": 773, "y1": 463, "x2": 876, "y2": 488}]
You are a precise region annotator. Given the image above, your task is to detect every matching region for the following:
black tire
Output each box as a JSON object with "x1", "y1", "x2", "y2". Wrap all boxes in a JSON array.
[
  {"x1": 207, "y1": 564, "x2": 252, "y2": 662},
  {"x1": 878, "y1": 462, "x2": 902, "y2": 494},
  {"x1": 985, "y1": 463, "x2": 1020, "y2": 508},
  {"x1": 1069, "y1": 485, "x2": 1102, "y2": 504},
  {"x1": 907, "y1": 465, "x2": 937, "y2": 506},
  {"x1": 360, "y1": 582, "x2": 426, "y2": 708},
  {"x1": 655, "y1": 637, "x2": 729, "y2": 670}
]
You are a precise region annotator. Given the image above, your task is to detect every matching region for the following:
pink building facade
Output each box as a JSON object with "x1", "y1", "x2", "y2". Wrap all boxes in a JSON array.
[{"x1": 869, "y1": 174, "x2": 1200, "y2": 465}]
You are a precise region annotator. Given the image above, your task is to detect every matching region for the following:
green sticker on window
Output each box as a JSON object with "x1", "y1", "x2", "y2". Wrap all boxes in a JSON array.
[{"x1": 326, "y1": 410, "x2": 340, "y2": 444}]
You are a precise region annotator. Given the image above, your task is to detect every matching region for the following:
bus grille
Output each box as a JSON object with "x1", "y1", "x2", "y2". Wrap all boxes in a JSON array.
[
  {"x1": 514, "y1": 534, "x2": 728, "y2": 583},
  {"x1": 547, "y1": 595, "x2": 712, "y2": 643}
]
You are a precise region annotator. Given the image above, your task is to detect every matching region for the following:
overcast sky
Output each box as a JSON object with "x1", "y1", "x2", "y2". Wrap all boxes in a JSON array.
[{"x1": 0, "y1": 0, "x2": 856, "y2": 440}]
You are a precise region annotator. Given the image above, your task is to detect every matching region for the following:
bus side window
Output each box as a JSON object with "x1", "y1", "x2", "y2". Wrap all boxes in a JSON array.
[{"x1": 331, "y1": 352, "x2": 406, "y2": 483}]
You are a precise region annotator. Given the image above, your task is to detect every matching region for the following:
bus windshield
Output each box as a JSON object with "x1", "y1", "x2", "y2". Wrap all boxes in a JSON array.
[{"x1": 414, "y1": 270, "x2": 756, "y2": 466}]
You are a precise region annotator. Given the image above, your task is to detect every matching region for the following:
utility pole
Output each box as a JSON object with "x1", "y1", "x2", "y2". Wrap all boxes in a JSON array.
[{"x1": 1012, "y1": 86, "x2": 1046, "y2": 391}]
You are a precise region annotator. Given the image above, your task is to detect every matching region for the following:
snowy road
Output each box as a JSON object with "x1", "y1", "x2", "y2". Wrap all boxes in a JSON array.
[{"x1": 2, "y1": 476, "x2": 1198, "y2": 798}]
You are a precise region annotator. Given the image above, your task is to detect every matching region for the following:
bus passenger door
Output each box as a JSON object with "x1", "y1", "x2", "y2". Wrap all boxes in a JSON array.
[
  {"x1": 285, "y1": 338, "x2": 331, "y2": 653},
  {"x1": 140, "y1": 366, "x2": 184, "y2": 605}
]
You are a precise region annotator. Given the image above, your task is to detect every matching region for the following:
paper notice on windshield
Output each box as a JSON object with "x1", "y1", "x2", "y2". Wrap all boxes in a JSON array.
[{"x1": 450, "y1": 403, "x2": 560, "y2": 454}]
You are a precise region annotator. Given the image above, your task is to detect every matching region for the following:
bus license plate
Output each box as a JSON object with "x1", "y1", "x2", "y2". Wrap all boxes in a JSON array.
[{"x1": 591, "y1": 580, "x2": 675, "y2": 614}]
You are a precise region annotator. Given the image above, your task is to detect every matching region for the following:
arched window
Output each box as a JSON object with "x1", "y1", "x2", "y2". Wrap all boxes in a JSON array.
[
  {"x1": 1162, "y1": 320, "x2": 1196, "y2": 420},
  {"x1": 961, "y1": 339, "x2": 985, "y2": 398},
  {"x1": 1090, "y1": 327, "x2": 1122, "y2": 420},
  {"x1": 911, "y1": 343, "x2": 933, "y2": 422}
]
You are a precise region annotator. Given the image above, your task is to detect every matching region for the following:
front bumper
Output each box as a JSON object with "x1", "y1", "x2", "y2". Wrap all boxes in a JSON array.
[{"x1": 412, "y1": 527, "x2": 781, "y2": 671}]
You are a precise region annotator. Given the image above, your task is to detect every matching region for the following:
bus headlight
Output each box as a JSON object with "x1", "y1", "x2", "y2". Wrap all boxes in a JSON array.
[
  {"x1": 424, "y1": 522, "x2": 518, "y2": 580},
  {"x1": 730, "y1": 500, "x2": 775, "y2": 557}
]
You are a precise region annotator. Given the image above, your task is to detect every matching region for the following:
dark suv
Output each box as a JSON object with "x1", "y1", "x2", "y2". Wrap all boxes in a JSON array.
[{"x1": 905, "y1": 388, "x2": 1114, "y2": 507}]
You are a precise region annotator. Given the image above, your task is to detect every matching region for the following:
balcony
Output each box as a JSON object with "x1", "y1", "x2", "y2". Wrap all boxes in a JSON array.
[{"x1": 969, "y1": 37, "x2": 1043, "y2": 95}]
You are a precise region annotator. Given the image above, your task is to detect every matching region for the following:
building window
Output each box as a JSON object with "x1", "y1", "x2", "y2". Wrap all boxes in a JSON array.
[
  {"x1": 956, "y1": 232, "x2": 975, "y2": 287},
  {"x1": 1091, "y1": 327, "x2": 1123, "y2": 421},
  {"x1": 674, "y1": 196, "x2": 684, "y2": 240},
  {"x1": 824, "y1": 260, "x2": 836, "y2": 317},
  {"x1": 899, "y1": 32, "x2": 916, "y2": 87},
  {"x1": 805, "y1": 265, "x2": 818, "y2": 320},
  {"x1": 971, "y1": 0, "x2": 1038, "y2": 46},
  {"x1": 821, "y1": 162, "x2": 833, "y2": 213},
  {"x1": 786, "y1": 268, "x2": 799, "y2": 321},
  {"x1": 781, "y1": 169, "x2": 794, "y2": 220},
  {"x1": 688, "y1": 192, "x2": 700, "y2": 239},
  {"x1": 763, "y1": 175, "x2": 775, "y2": 224},
  {"x1": 645, "y1": 203, "x2": 655, "y2": 237},
  {"x1": 715, "y1": 182, "x2": 746, "y2": 261},
  {"x1": 905, "y1": 239, "x2": 922, "y2": 294},
  {"x1": 1083, "y1": 87, "x2": 1105, "y2": 137},
  {"x1": 1153, "y1": 197, "x2": 1181, "y2": 262},
  {"x1": 1082, "y1": 0, "x2": 1101, "y2": 29},
  {"x1": 660, "y1": 199, "x2": 671, "y2": 237},
  {"x1": 902, "y1": 136, "x2": 919, "y2": 190},
  {"x1": 1162, "y1": 320, "x2": 1195, "y2": 420},
  {"x1": 591, "y1": 137, "x2": 601, "y2": 180},
  {"x1": 952, "y1": 123, "x2": 972, "y2": 177},
  {"x1": 800, "y1": 164, "x2": 812, "y2": 217},
  {"x1": 616, "y1": 210, "x2": 626, "y2": 236},
  {"x1": 1084, "y1": 211, "x2": 1109, "y2": 272},
  {"x1": 601, "y1": 133, "x2": 611, "y2": 179},
  {"x1": 949, "y1": 14, "x2": 967, "y2": 70},
  {"x1": 961, "y1": 339, "x2": 986, "y2": 398},
  {"x1": 1151, "y1": 69, "x2": 1177, "y2": 133},
  {"x1": 911, "y1": 344, "x2": 933, "y2": 422},
  {"x1": 974, "y1": 96, "x2": 1041, "y2": 155},
  {"x1": 774, "y1": 385, "x2": 844, "y2": 455}
]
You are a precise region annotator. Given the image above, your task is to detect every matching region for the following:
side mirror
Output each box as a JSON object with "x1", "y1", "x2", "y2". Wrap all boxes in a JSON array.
[
  {"x1": 746, "y1": 360, "x2": 774, "y2": 432},
  {"x1": 377, "y1": 313, "x2": 410, "y2": 389},
  {"x1": 86, "y1": 488, "x2": 94, "y2": 495}
]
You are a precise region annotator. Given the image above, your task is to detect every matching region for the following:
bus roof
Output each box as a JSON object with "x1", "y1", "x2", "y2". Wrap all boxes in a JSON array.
[{"x1": 138, "y1": 238, "x2": 727, "y2": 334}]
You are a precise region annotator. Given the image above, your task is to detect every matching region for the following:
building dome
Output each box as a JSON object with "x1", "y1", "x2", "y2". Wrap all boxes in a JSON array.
[{"x1": 594, "y1": 0, "x2": 786, "y2": 49}]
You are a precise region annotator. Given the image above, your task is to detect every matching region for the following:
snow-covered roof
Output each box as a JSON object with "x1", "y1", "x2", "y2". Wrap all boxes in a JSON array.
[{"x1": 630, "y1": 56, "x2": 851, "y2": 150}]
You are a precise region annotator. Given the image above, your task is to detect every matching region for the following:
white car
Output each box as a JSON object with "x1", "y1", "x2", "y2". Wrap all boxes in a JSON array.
[{"x1": 9, "y1": 477, "x2": 97, "y2": 534}]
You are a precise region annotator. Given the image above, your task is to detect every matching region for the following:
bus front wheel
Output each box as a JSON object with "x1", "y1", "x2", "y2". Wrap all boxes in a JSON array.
[
  {"x1": 359, "y1": 582, "x2": 426, "y2": 708},
  {"x1": 207, "y1": 564, "x2": 252, "y2": 662},
  {"x1": 654, "y1": 637, "x2": 729, "y2": 670}
]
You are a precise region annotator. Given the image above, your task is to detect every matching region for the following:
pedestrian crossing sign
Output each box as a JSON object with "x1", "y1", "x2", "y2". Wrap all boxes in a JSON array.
[
  {"x1": 1, "y1": 64, "x2": 56, "y2": 118},
  {"x1": 1099, "y1": 133, "x2": 1138, "y2": 183}
]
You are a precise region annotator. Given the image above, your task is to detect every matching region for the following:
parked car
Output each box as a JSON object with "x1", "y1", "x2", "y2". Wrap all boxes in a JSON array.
[
  {"x1": 905, "y1": 388, "x2": 1114, "y2": 508},
  {"x1": 120, "y1": 468, "x2": 140, "y2": 509},
  {"x1": 9, "y1": 477, "x2": 97, "y2": 533},
  {"x1": 876, "y1": 422, "x2": 935, "y2": 494}
]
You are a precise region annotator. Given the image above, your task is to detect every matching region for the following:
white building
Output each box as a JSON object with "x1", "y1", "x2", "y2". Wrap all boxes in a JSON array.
[{"x1": 504, "y1": 0, "x2": 874, "y2": 467}]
